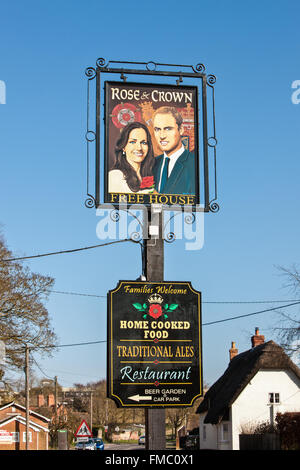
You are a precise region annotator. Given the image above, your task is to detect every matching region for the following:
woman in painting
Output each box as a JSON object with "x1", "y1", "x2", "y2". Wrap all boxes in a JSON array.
[{"x1": 108, "y1": 122, "x2": 155, "y2": 194}]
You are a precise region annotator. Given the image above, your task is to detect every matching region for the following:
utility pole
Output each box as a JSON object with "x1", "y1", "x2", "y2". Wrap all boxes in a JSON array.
[
  {"x1": 90, "y1": 391, "x2": 93, "y2": 434},
  {"x1": 144, "y1": 206, "x2": 166, "y2": 450},
  {"x1": 54, "y1": 376, "x2": 58, "y2": 427},
  {"x1": 25, "y1": 345, "x2": 30, "y2": 450},
  {"x1": 105, "y1": 399, "x2": 108, "y2": 425}
]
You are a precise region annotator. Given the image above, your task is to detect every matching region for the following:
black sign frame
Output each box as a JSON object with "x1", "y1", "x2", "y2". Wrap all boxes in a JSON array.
[
  {"x1": 104, "y1": 81, "x2": 200, "y2": 208},
  {"x1": 107, "y1": 280, "x2": 203, "y2": 408}
]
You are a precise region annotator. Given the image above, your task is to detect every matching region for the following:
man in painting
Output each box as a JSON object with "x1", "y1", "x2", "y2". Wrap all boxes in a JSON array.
[{"x1": 152, "y1": 106, "x2": 195, "y2": 195}]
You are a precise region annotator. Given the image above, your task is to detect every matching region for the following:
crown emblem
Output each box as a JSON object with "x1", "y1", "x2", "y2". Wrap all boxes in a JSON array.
[{"x1": 148, "y1": 293, "x2": 163, "y2": 304}]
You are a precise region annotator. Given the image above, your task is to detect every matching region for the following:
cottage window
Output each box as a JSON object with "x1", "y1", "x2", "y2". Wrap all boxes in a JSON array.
[
  {"x1": 221, "y1": 423, "x2": 229, "y2": 442},
  {"x1": 22, "y1": 431, "x2": 32, "y2": 443},
  {"x1": 268, "y1": 393, "x2": 280, "y2": 404}
]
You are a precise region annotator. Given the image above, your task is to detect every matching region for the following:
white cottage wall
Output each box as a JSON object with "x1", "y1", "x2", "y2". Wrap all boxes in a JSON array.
[
  {"x1": 199, "y1": 414, "x2": 218, "y2": 450},
  {"x1": 231, "y1": 369, "x2": 300, "y2": 450}
]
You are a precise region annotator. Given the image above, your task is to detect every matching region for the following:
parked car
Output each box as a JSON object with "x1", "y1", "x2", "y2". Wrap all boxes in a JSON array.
[
  {"x1": 92, "y1": 438, "x2": 105, "y2": 450},
  {"x1": 184, "y1": 435, "x2": 199, "y2": 450},
  {"x1": 75, "y1": 439, "x2": 95, "y2": 450},
  {"x1": 138, "y1": 435, "x2": 145, "y2": 445}
]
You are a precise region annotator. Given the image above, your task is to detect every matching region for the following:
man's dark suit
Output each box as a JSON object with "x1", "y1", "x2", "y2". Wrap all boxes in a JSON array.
[{"x1": 153, "y1": 149, "x2": 196, "y2": 195}]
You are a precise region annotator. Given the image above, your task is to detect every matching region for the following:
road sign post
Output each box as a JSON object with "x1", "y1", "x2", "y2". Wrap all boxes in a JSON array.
[{"x1": 75, "y1": 419, "x2": 93, "y2": 440}]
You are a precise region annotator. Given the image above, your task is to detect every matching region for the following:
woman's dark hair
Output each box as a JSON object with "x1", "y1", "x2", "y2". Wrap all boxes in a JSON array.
[{"x1": 113, "y1": 122, "x2": 154, "y2": 192}]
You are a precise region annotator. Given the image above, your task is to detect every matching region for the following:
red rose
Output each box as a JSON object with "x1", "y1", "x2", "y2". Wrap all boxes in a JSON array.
[
  {"x1": 140, "y1": 176, "x2": 154, "y2": 189},
  {"x1": 148, "y1": 304, "x2": 163, "y2": 319}
]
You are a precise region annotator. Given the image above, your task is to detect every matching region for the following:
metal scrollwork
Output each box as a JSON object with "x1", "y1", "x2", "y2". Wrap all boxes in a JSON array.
[
  {"x1": 194, "y1": 63, "x2": 206, "y2": 73},
  {"x1": 209, "y1": 202, "x2": 220, "y2": 213},
  {"x1": 184, "y1": 212, "x2": 195, "y2": 224},
  {"x1": 164, "y1": 232, "x2": 176, "y2": 244},
  {"x1": 208, "y1": 136, "x2": 218, "y2": 148},
  {"x1": 85, "y1": 67, "x2": 96, "y2": 79},
  {"x1": 109, "y1": 207, "x2": 146, "y2": 242},
  {"x1": 96, "y1": 57, "x2": 107, "y2": 68},
  {"x1": 110, "y1": 210, "x2": 120, "y2": 222},
  {"x1": 84, "y1": 58, "x2": 220, "y2": 213},
  {"x1": 163, "y1": 210, "x2": 196, "y2": 244},
  {"x1": 85, "y1": 196, "x2": 96, "y2": 209},
  {"x1": 146, "y1": 61, "x2": 157, "y2": 71},
  {"x1": 130, "y1": 231, "x2": 143, "y2": 242},
  {"x1": 85, "y1": 131, "x2": 96, "y2": 143},
  {"x1": 207, "y1": 74, "x2": 217, "y2": 85}
]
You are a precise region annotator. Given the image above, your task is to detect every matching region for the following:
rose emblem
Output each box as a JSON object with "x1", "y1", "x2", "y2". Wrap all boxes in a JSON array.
[
  {"x1": 140, "y1": 176, "x2": 154, "y2": 190},
  {"x1": 132, "y1": 295, "x2": 178, "y2": 319},
  {"x1": 148, "y1": 304, "x2": 163, "y2": 319}
]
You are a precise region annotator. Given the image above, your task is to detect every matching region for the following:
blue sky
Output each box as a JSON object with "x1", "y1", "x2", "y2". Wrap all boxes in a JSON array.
[{"x1": 1, "y1": 0, "x2": 300, "y2": 389}]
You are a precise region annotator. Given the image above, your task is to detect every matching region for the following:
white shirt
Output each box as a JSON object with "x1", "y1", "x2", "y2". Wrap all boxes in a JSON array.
[
  {"x1": 158, "y1": 145, "x2": 185, "y2": 192},
  {"x1": 108, "y1": 170, "x2": 152, "y2": 194}
]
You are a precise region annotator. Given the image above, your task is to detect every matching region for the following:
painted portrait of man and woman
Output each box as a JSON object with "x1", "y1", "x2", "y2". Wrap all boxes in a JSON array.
[{"x1": 105, "y1": 82, "x2": 199, "y2": 206}]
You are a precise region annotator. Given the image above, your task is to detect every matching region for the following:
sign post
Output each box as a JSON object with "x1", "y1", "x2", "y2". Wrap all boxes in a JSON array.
[
  {"x1": 145, "y1": 209, "x2": 166, "y2": 450},
  {"x1": 107, "y1": 212, "x2": 202, "y2": 449},
  {"x1": 85, "y1": 59, "x2": 218, "y2": 451},
  {"x1": 74, "y1": 419, "x2": 93, "y2": 443}
]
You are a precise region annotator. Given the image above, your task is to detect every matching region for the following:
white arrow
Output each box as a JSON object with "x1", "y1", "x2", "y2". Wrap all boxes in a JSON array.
[{"x1": 128, "y1": 394, "x2": 153, "y2": 402}]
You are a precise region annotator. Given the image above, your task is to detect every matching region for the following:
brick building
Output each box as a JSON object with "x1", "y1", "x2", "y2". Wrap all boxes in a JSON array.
[
  {"x1": 31, "y1": 393, "x2": 68, "y2": 424},
  {"x1": 0, "y1": 401, "x2": 50, "y2": 450}
]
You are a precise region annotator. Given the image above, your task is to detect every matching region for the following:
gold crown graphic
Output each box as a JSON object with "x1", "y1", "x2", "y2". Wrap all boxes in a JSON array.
[{"x1": 148, "y1": 293, "x2": 163, "y2": 304}]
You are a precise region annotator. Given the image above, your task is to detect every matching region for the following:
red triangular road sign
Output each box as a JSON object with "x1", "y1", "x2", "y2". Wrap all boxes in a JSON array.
[{"x1": 75, "y1": 419, "x2": 93, "y2": 437}]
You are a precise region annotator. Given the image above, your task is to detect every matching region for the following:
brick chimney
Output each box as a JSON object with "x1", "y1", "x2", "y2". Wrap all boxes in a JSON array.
[
  {"x1": 47, "y1": 394, "x2": 55, "y2": 407},
  {"x1": 251, "y1": 327, "x2": 265, "y2": 348},
  {"x1": 229, "y1": 341, "x2": 238, "y2": 361},
  {"x1": 37, "y1": 394, "x2": 45, "y2": 407}
]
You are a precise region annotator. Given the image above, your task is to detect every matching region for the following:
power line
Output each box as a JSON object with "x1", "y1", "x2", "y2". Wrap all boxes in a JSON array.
[
  {"x1": 202, "y1": 301, "x2": 300, "y2": 326},
  {"x1": 1, "y1": 239, "x2": 140, "y2": 262},
  {"x1": 26, "y1": 340, "x2": 106, "y2": 351},
  {"x1": 49, "y1": 289, "x2": 300, "y2": 304},
  {"x1": 20, "y1": 300, "x2": 300, "y2": 351},
  {"x1": 31, "y1": 354, "x2": 54, "y2": 380},
  {"x1": 51, "y1": 290, "x2": 106, "y2": 298},
  {"x1": 202, "y1": 300, "x2": 300, "y2": 304}
]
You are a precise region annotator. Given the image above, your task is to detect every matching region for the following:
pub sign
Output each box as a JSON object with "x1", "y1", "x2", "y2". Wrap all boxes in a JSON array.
[
  {"x1": 107, "y1": 281, "x2": 203, "y2": 407},
  {"x1": 104, "y1": 82, "x2": 199, "y2": 207}
]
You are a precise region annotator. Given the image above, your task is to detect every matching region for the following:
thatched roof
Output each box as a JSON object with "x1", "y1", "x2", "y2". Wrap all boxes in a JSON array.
[{"x1": 196, "y1": 340, "x2": 300, "y2": 424}]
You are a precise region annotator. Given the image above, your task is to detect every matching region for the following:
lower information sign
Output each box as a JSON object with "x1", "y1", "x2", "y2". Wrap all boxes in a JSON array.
[{"x1": 107, "y1": 281, "x2": 202, "y2": 407}]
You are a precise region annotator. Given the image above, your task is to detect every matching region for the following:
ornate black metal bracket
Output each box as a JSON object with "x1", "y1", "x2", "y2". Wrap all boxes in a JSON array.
[
  {"x1": 85, "y1": 67, "x2": 97, "y2": 208},
  {"x1": 163, "y1": 211, "x2": 196, "y2": 244},
  {"x1": 109, "y1": 206, "x2": 147, "y2": 242},
  {"x1": 84, "y1": 58, "x2": 219, "y2": 213},
  {"x1": 207, "y1": 74, "x2": 219, "y2": 213}
]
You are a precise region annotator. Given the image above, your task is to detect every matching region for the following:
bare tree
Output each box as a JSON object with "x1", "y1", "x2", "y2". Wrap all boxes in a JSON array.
[
  {"x1": 0, "y1": 234, "x2": 57, "y2": 384},
  {"x1": 273, "y1": 265, "x2": 300, "y2": 363},
  {"x1": 166, "y1": 408, "x2": 189, "y2": 439}
]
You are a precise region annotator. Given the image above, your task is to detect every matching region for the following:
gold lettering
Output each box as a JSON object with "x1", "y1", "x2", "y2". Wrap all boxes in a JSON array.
[
  {"x1": 158, "y1": 195, "x2": 168, "y2": 204},
  {"x1": 149, "y1": 193, "x2": 159, "y2": 204},
  {"x1": 127, "y1": 194, "x2": 135, "y2": 203},
  {"x1": 110, "y1": 193, "x2": 118, "y2": 202},
  {"x1": 136, "y1": 194, "x2": 144, "y2": 203}
]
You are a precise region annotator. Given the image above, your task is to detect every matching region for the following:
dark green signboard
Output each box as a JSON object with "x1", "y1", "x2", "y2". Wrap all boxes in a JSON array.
[{"x1": 107, "y1": 281, "x2": 202, "y2": 407}]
